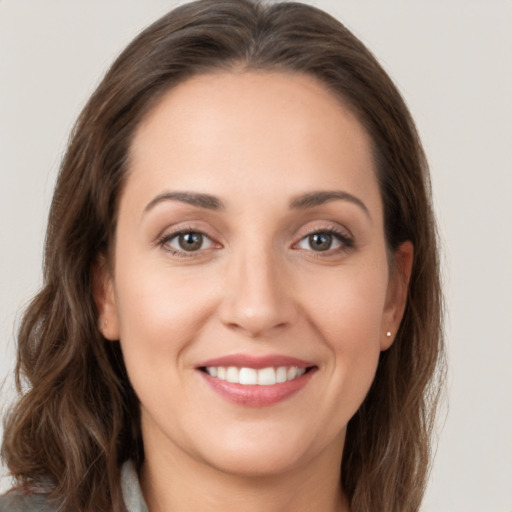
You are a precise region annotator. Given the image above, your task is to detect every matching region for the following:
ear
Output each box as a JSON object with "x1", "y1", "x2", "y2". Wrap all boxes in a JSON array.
[
  {"x1": 92, "y1": 256, "x2": 120, "y2": 341},
  {"x1": 380, "y1": 241, "x2": 414, "y2": 351}
]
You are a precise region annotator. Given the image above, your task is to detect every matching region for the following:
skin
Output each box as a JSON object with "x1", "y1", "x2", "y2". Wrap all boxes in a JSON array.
[{"x1": 96, "y1": 71, "x2": 412, "y2": 512}]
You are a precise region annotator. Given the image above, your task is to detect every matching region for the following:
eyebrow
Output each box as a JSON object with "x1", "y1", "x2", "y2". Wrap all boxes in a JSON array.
[
  {"x1": 289, "y1": 190, "x2": 371, "y2": 218},
  {"x1": 144, "y1": 191, "x2": 225, "y2": 213},
  {"x1": 143, "y1": 189, "x2": 370, "y2": 218}
]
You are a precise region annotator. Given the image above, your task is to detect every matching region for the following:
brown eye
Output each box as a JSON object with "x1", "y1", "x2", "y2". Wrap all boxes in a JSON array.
[
  {"x1": 308, "y1": 233, "x2": 333, "y2": 251},
  {"x1": 178, "y1": 232, "x2": 204, "y2": 251},
  {"x1": 296, "y1": 230, "x2": 350, "y2": 253},
  {"x1": 163, "y1": 231, "x2": 214, "y2": 254}
]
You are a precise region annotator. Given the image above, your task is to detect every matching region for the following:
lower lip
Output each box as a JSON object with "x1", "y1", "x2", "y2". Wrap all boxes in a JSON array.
[{"x1": 199, "y1": 369, "x2": 315, "y2": 407}]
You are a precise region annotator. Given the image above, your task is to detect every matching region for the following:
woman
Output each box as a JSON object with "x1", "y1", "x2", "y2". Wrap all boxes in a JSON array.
[{"x1": 0, "y1": 0, "x2": 444, "y2": 511}]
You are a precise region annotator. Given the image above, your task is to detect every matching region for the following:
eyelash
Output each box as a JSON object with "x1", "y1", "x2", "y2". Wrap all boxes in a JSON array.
[
  {"x1": 295, "y1": 227, "x2": 354, "y2": 255},
  {"x1": 157, "y1": 225, "x2": 215, "y2": 259},
  {"x1": 157, "y1": 226, "x2": 354, "y2": 259}
]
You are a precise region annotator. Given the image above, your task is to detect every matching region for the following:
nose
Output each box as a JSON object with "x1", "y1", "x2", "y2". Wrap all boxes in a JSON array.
[{"x1": 218, "y1": 246, "x2": 298, "y2": 338}]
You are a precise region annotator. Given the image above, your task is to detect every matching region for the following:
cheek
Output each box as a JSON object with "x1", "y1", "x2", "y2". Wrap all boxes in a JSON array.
[
  {"x1": 300, "y1": 261, "x2": 388, "y2": 343},
  {"x1": 298, "y1": 262, "x2": 388, "y2": 403},
  {"x1": 113, "y1": 262, "x2": 218, "y2": 374}
]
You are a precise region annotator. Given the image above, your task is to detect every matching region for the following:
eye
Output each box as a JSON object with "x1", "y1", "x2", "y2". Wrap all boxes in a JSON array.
[
  {"x1": 296, "y1": 229, "x2": 352, "y2": 253},
  {"x1": 160, "y1": 230, "x2": 214, "y2": 254}
]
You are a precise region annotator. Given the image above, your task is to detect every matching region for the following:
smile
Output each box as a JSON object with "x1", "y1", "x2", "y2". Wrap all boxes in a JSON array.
[
  {"x1": 196, "y1": 355, "x2": 317, "y2": 407},
  {"x1": 203, "y1": 366, "x2": 307, "y2": 385}
]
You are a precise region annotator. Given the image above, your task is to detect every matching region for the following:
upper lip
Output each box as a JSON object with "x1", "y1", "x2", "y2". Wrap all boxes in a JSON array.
[{"x1": 196, "y1": 353, "x2": 315, "y2": 370}]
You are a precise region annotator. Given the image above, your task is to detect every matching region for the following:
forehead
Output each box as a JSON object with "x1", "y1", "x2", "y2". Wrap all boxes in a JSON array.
[{"x1": 126, "y1": 71, "x2": 381, "y2": 217}]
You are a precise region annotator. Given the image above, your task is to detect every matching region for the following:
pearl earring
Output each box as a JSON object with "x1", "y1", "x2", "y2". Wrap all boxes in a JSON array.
[{"x1": 386, "y1": 331, "x2": 391, "y2": 337}]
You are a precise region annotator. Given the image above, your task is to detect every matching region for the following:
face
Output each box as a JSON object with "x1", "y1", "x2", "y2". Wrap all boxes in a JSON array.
[{"x1": 97, "y1": 71, "x2": 411, "y2": 479}]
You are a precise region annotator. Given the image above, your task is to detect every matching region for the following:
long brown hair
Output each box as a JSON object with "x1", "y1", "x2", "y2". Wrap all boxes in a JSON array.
[{"x1": 1, "y1": 1, "x2": 445, "y2": 511}]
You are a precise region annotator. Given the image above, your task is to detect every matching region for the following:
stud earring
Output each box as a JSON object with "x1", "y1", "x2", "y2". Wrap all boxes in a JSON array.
[{"x1": 386, "y1": 331, "x2": 391, "y2": 337}]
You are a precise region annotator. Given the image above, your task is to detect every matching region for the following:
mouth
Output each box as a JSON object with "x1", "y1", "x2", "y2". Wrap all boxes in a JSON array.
[
  {"x1": 196, "y1": 354, "x2": 317, "y2": 407},
  {"x1": 199, "y1": 365, "x2": 312, "y2": 385}
]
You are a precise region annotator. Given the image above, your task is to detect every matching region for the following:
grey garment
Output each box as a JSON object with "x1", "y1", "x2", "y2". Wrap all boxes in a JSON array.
[
  {"x1": 0, "y1": 460, "x2": 149, "y2": 512},
  {"x1": 0, "y1": 491, "x2": 55, "y2": 512},
  {"x1": 121, "y1": 460, "x2": 149, "y2": 512}
]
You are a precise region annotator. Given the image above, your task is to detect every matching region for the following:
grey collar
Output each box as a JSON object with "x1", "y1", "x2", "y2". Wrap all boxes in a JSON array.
[{"x1": 121, "y1": 461, "x2": 149, "y2": 512}]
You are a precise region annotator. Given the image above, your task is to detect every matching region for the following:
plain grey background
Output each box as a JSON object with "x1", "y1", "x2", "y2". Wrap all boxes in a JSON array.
[{"x1": 1, "y1": 1, "x2": 511, "y2": 511}]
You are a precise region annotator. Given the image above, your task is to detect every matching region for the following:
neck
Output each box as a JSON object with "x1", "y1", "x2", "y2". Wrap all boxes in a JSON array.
[{"x1": 140, "y1": 436, "x2": 349, "y2": 512}]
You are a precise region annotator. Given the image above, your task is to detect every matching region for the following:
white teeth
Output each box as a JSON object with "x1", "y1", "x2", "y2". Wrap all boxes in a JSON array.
[
  {"x1": 276, "y1": 367, "x2": 287, "y2": 383},
  {"x1": 258, "y1": 367, "x2": 276, "y2": 385},
  {"x1": 287, "y1": 367, "x2": 297, "y2": 380},
  {"x1": 204, "y1": 365, "x2": 307, "y2": 385},
  {"x1": 239, "y1": 367, "x2": 257, "y2": 385},
  {"x1": 226, "y1": 367, "x2": 238, "y2": 383}
]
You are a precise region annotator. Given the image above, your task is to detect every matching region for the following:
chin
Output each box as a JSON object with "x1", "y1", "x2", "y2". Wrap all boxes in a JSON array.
[
  {"x1": 193, "y1": 424, "x2": 342, "y2": 478},
  {"x1": 203, "y1": 444, "x2": 308, "y2": 478}
]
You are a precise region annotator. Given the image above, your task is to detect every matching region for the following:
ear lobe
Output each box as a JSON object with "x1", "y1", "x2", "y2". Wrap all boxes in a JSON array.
[
  {"x1": 381, "y1": 241, "x2": 414, "y2": 351},
  {"x1": 92, "y1": 256, "x2": 120, "y2": 341}
]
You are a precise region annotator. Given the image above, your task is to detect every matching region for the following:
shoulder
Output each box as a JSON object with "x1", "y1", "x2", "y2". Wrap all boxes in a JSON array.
[{"x1": 0, "y1": 491, "x2": 56, "y2": 512}]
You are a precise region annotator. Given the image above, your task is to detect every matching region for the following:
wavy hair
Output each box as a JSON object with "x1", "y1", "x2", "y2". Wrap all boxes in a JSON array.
[{"x1": 1, "y1": 1, "x2": 445, "y2": 511}]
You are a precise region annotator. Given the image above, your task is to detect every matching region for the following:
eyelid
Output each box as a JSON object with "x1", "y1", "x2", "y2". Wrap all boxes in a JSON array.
[
  {"x1": 157, "y1": 225, "x2": 222, "y2": 257},
  {"x1": 292, "y1": 224, "x2": 355, "y2": 254},
  {"x1": 167, "y1": 231, "x2": 214, "y2": 251},
  {"x1": 155, "y1": 221, "x2": 354, "y2": 258},
  {"x1": 296, "y1": 231, "x2": 343, "y2": 251}
]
